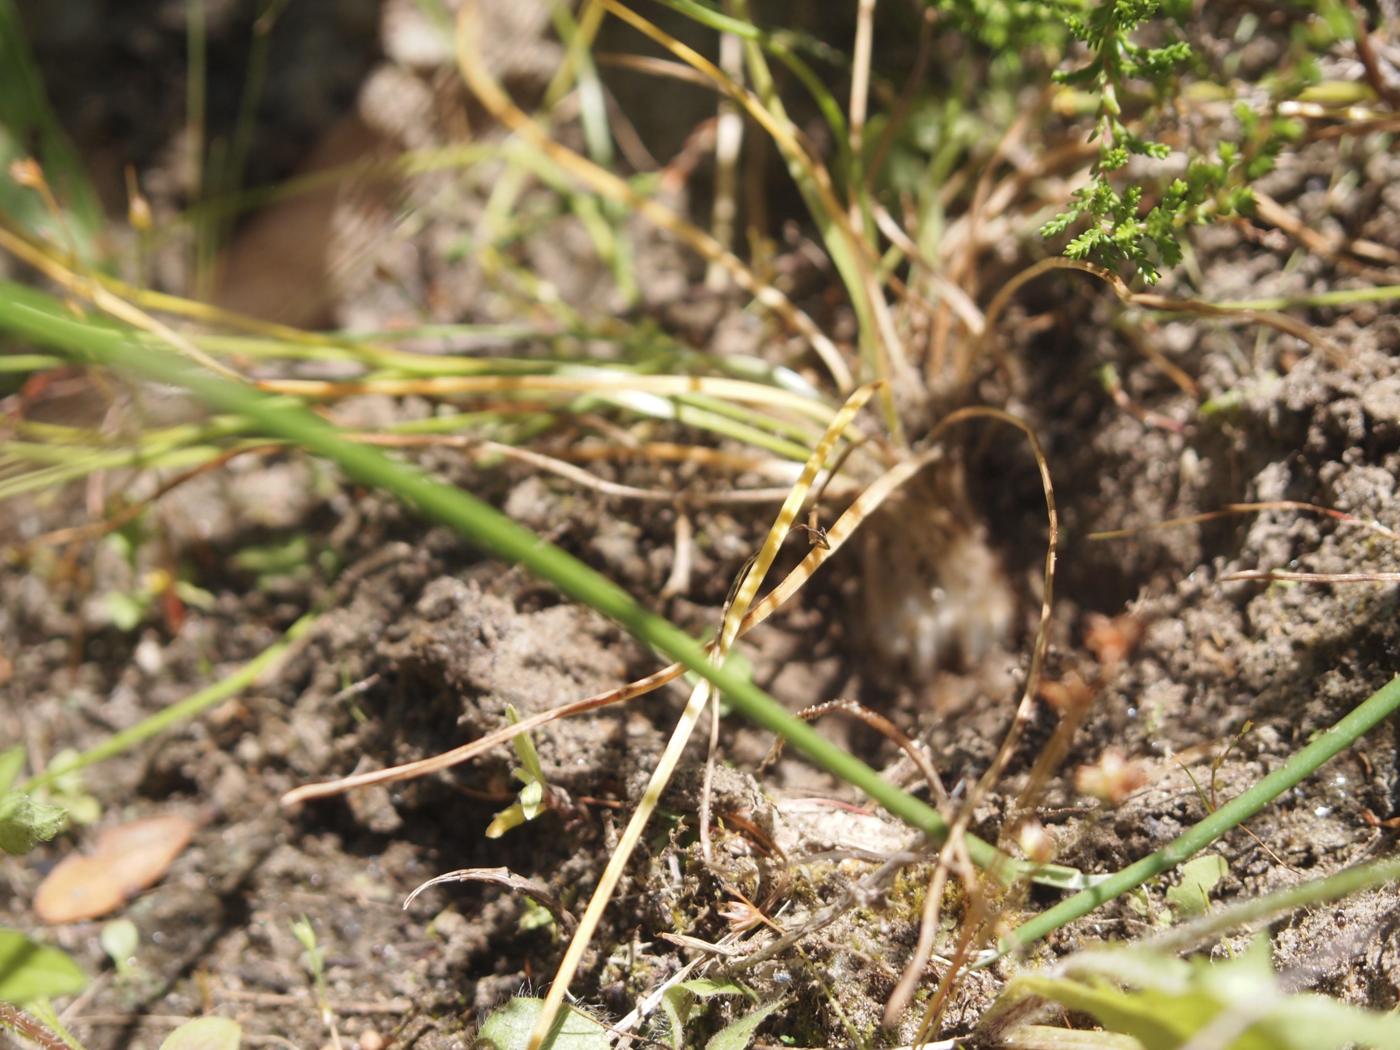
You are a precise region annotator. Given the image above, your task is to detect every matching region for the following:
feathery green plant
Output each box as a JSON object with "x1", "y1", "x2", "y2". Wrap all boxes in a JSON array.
[{"x1": 1040, "y1": 0, "x2": 1244, "y2": 283}]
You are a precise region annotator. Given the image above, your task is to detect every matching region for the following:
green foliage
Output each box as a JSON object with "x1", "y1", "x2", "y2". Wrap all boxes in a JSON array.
[
  {"x1": 1036, "y1": 0, "x2": 1291, "y2": 283},
  {"x1": 991, "y1": 936, "x2": 1400, "y2": 1050},
  {"x1": 290, "y1": 916, "x2": 325, "y2": 986},
  {"x1": 661, "y1": 979, "x2": 752, "y2": 1050},
  {"x1": 0, "y1": 929, "x2": 86, "y2": 1004},
  {"x1": 704, "y1": 1001, "x2": 785, "y2": 1050},
  {"x1": 0, "y1": 746, "x2": 99, "y2": 856},
  {"x1": 1040, "y1": 1, "x2": 1195, "y2": 281},
  {"x1": 485, "y1": 705, "x2": 550, "y2": 839},
  {"x1": 927, "y1": 0, "x2": 1071, "y2": 50},
  {"x1": 100, "y1": 530, "x2": 217, "y2": 632},
  {"x1": 658, "y1": 979, "x2": 783, "y2": 1050},
  {"x1": 159, "y1": 1017, "x2": 242, "y2": 1050},
  {"x1": 476, "y1": 997, "x2": 609, "y2": 1050},
  {"x1": 0, "y1": 790, "x2": 67, "y2": 855}
]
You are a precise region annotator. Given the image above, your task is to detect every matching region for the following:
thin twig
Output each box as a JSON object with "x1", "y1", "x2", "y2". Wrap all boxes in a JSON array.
[
  {"x1": 403, "y1": 867, "x2": 577, "y2": 934},
  {"x1": 1222, "y1": 569, "x2": 1400, "y2": 585}
]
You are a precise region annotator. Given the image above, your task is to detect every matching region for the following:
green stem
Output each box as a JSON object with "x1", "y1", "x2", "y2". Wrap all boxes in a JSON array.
[
  {"x1": 1145, "y1": 852, "x2": 1400, "y2": 956},
  {"x1": 1215, "y1": 284, "x2": 1400, "y2": 311},
  {"x1": 0, "y1": 353, "x2": 61, "y2": 372},
  {"x1": 0, "y1": 280, "x2": 1085, "y2": 891},
  {"x1": 998, "y1": 674, "x2": 1400, "y2": 958},
  {"x1": 20, "y1": 613, "x2": 317, "y2": 794}
]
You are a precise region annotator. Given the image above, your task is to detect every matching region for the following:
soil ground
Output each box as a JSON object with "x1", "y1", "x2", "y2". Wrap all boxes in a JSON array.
[{"x1": 3, "y1": 3, "x2": 1400, "y2": 1049}]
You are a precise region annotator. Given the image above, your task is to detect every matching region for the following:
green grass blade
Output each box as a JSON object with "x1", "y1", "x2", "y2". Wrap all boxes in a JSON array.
[
  {"x1": 997, "y1": 674, "x2": 1400, "y2": 959},
  {"x1": 19, "y1": 614, "x2": 317, "y2": 794}
]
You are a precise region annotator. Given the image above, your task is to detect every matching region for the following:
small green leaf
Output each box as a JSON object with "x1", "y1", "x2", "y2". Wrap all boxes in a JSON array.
[
  {"x1": 0, "y1": 791, "x2": 68, "y2": 855},
  {"x1": 487, "y1": 707, "x2": 550, "y2": 838},
  {"x1": 1166, "y1": 853, "x2": 1228, "y2": 917},
  {"x1": 518, "y1": 778, "x2": 544, "y2": 819},
  {"x1": 516, "y1": 897, "x2": 556, "y2": 933},
  {"x1": 705, "y1": 999, "x2": 784, "y2": 1050},
  {"x1": 661, "y1": 980, "x2": 752, "y2": 1050},
  {"x1": 159, "y1": 1016, "x2": 242, "y2": 1050},
  {"x1": 476, "y1": 997, "x2": 609, "y2": 1050},
  {"x1": 104, "y1": 590, "x2": 148, "y2": 631},
  {"x1": 485, "y1": 801, "x2": 528, "y2": 839},
  {"x1": 507, "y1": 705, "x2": 546, "y2": 786},
  {"x1": 100, "y1": 919, "x2": 139, "y2": 974},
  {"x1": 40, "y1": 751, "x2": 101, "y2": 827},
  {"x1": 0, "y1": 929, "x2": 87, "y2": 1004},
  {"x1": 289, "y1": 916, "x2": 322, "y2": 980}
]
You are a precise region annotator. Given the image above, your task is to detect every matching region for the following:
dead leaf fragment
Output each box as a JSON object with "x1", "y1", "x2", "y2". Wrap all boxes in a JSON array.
[{"x1": 34, "y1": 814, "x2": 196, "y2": 924}]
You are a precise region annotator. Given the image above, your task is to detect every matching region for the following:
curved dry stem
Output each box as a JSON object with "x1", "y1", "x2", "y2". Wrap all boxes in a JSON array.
[
  {"x1": 889, "y1": 834, "x2": 982, "y2": 1032},
  {"x1": 1088, "y1": 500, "x2": 1399, "y2": 542},
  {"x1": 403, "y1": 867, "x2": 576, "y2": 934},
  {"x1": 872, "y1": 204, "x2": 986, "y2": 335},
  {"x1": 279, "y1": 661, "x2": 684, "y2": 805},
  {"x1": 761, "y1": 697, "x2": 948, "y2": 805},
  {"x1": 927, "y1": 407, "x2": 1057, "y2": 831},
  {"x1": 454, "y1": 1, "x2": 854, "y2": 392},
  {"x1": 886, "y1": 406, "x2": 1058, "y2": 1029},
  {"x1": 1222, "y1": 569, "x2": 1400, "y2": 585},
  {"x1": 979, "y1": 257, "x2": 1341, "y2": 364}
]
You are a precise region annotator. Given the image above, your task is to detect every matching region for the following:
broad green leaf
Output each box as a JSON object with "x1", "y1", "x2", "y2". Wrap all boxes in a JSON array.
[
  {"x1": 1166, "y1": 854, "x2": 1228, "y2": 918},
  {"x1": 159, "y1": 1016, "x2": 242, "y2": 1050},
  {"x1": 0, "y1": 929, "x2": 86, "y2": 1003},
  {"x1": 0, "y1": 747, "x2": 24, "y2": 793},
  {"x1": 0, "y1": 791, "x2": 68, "y2": 855},
  {"x1": 476, "y1": 997, "x2": 608, "y2": 1050},
  {"x1": 705, "y1": 998, "x2": 784, "y2": 1050},
  {"x1": 1007, "y1": 974, "x2": 1204, "y2": 1050},
  {"x1": 994, "y1": 936, "x2": 1400, "y2": 1050}
]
